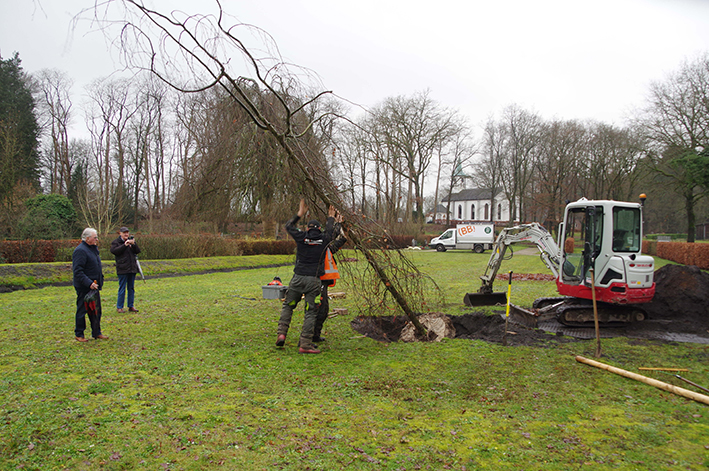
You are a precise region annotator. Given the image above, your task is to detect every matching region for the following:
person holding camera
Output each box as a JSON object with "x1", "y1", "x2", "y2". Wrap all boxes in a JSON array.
[{"x1": 110, "y1": 226, "x2": 141, "y2": 313}]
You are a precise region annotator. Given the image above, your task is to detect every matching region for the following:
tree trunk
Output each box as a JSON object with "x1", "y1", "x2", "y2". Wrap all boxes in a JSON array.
[{"x1": 685, "y1": 190, "x2": 696, "y2": 243}]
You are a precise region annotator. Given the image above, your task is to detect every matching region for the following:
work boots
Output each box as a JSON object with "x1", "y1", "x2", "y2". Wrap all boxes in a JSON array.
[
  {"x1": 298, "y1": 346, "x2": 321, "y2": 354},
  {"x1": 275, "y1": 334, "x2": 286, "y2": 347}
]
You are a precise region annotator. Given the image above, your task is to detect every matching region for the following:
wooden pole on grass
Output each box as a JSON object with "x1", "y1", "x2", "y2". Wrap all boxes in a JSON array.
[{"x1": 575, "y1": 356, "x2": 709, "y2": 406}]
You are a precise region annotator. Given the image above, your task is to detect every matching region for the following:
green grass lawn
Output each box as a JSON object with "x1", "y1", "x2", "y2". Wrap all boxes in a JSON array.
[
  {"x1": 1, "y1": 251, "x2": 706, "y2": 470},
  {"x1": 0, "y1": 254, "x2": 297, "y2": 289}
]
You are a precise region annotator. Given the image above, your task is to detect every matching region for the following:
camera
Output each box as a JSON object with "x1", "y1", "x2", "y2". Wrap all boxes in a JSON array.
[{"x1": 128, "y1": 236, "x2": 134, "y2": 240}]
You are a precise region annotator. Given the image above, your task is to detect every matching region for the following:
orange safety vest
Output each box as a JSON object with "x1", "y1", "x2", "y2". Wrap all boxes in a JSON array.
[{"x1": 320, "y1": 248, "x2": 340, "y2": 285}]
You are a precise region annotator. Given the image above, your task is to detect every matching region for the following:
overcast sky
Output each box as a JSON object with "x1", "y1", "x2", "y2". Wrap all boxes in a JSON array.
[{"x1": 2, "y1": 0, "x2": 709, "y2": 136}]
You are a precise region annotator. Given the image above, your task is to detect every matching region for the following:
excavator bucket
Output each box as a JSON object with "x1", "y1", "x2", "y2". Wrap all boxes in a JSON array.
[
  {"x1": 463, "y1": 292, "x2": 507, "y2": 306},
  {"x1": 507, "y1": 304, "x2": 542, "y2": 328}
]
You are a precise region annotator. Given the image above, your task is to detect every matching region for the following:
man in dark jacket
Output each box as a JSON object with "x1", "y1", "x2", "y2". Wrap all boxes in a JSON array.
[
  {"x1": 110, "y1": 226, "x2": 141, "y2": 313},
  {"x1": 72, "y1": 227, "x2": 106, "y2": 341},
  {"x1": 276, "y1": 199, "x2": 335, "y2": 354}
]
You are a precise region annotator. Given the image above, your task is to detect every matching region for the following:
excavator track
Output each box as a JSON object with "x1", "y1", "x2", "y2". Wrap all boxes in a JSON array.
[
  {"x1": 555, "y1": 303, "x2": 646, "y2": 327},
  {"x1": 507, "y1": 297, "x2": 647, "y2": 328}
]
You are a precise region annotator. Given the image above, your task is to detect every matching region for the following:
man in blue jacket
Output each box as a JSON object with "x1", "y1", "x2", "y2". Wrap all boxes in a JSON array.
[
  {"x1": 276, "y1": 199, "x2": 335, "y2": 354},
  {"x1": 72, "y1": 228, "x2": 107, "y2": 342}
]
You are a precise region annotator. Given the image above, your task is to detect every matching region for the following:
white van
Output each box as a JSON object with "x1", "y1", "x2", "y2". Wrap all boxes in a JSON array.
[{"x1": 429, "y1": 224, "x2": 494, "y2": 253}]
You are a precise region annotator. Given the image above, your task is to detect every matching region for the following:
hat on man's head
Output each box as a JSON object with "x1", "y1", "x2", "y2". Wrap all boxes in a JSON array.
[
  {"x1": 119, "y1": 226, "x2": 130, "y2": 233},
  {"x1": 307, "y1": 220, "x2": 321, "y2": 229}
]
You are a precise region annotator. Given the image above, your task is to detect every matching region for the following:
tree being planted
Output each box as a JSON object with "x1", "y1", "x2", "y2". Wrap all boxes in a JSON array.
[{"x1": 83, "y1": 0, "x2": 441, "y2": 335}]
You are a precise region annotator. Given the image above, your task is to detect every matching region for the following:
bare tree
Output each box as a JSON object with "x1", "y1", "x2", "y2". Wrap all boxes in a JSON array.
[
  {"x1": 84, "y1": 76, "x2": 139, "y2": 228},
  {"x1": 583, "y1": 122, "x2": 646, "y2": 202},
  {"x1": 498, "y1": 105, "x2": 542, "y2": 223},
  {"x1": 473, "y1": 116, "x2": 507, "y2": 224},
  {"x1": 334, "y1": 121, "x2": 368, "y2": 212},
  {"x1": 432, "y1": 117, "x2": 474, "y2": 222},
  {"x1": 122, "y1": 77, "x2": 173, "y2": 229},
  {"x1": 35, "y1": 69, "x2": 74, "y2": 195},
  {"x1": 531, "y1": 119, "x2": 586, "y2": 228},
  {"x1": 373, "y1": 91, "x2": 460, "y2": 225},
  {"x1": 438, "y1": 126, "x2": 476, "y2": 225},
  {"x1": 636, "y1": 53, "x2": 709, "y2": 241}
]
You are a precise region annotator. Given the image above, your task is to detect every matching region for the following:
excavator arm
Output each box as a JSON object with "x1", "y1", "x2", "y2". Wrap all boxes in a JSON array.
[{"x1": 465, "y1": 223, "x2": 562, "y2": 306}]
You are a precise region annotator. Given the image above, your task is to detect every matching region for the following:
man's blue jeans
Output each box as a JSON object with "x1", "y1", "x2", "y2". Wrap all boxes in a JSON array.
[{"x1": 117, "y1": 273, "x2": 136, "y2": 309}]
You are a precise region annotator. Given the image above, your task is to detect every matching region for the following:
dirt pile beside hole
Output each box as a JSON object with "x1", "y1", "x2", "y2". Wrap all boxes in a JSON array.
[{"x1": 644, "y1": 265, "x2": 709, "y2": 331}]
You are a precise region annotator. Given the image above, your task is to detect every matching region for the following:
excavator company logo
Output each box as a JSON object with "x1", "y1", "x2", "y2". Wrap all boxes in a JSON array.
[{"x1": 630, "y1": 263, "x2": 652, "y2": 267}]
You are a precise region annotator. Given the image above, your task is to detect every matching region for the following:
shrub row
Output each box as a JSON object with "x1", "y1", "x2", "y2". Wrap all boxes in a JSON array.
[
  {"x1": 0, "y1": 239, "x2": 78, "y2": 263},
  {"x1": 236, "y1": 240, "x2": 296, "y2": 256},
  {"x1": 642, "y1": 240, "x2": 657, "y2": 256},
  {"x1": 0, "y1": 235, "x2": 296, "y2": 264},
  {"x1": 654, "y1": 241, "x2": 709, "y2": 269}
]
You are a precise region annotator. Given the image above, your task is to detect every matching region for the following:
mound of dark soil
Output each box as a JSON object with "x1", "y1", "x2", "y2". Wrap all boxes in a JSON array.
[{"x1": 643, "y1": 265, "x2": 709, "y2": 332}]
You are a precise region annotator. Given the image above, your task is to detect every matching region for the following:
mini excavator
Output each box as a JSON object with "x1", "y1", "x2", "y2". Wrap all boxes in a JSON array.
[{"x1": 464, "y1": 198, "x2": 656, "y2": 326}]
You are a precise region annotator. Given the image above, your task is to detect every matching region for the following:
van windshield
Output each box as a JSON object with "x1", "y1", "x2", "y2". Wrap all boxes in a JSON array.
[{"x1": 439, "y1": 230, "x2": 453, "y2": 240}]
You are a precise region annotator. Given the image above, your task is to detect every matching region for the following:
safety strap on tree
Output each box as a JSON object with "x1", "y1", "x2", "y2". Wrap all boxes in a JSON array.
[{"x1": 320, "y1": 248, "x2": 340, "y2": 284}]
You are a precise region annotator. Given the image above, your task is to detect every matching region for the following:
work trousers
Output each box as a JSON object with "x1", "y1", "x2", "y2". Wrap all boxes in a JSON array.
[
  {"x1": 117, "y1": 273, "x2": 136, "y2": 309},
  {"x1": 313, "y1": 282, "x2": 330, "y2": 340},
  {"x1": 74, "y1": 288, "x2": 102, "y2": 338},
  {"x1": 277, "y1": 274, "x2": 321, "y2": 349}
]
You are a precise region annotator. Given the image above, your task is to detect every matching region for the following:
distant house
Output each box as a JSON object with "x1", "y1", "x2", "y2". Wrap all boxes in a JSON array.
[
  {"x1": 427, "y1": 204, "x2": 451, "y2": 224},
  {"x1": 438, "y1": 188, "x2": 517, "y2": 224}
]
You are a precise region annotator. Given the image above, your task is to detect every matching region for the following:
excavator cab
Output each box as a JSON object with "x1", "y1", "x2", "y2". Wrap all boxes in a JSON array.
[
  {"x1": 557, "y1": 199, "x2": 654, "y2": 306},
  {"x1": 561, "y1": 204, "x2": 603, "y2": 286}
]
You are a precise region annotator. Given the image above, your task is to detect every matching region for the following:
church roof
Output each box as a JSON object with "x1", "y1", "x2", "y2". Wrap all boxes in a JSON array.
[{"x1": 442, "y1": 188, "x2": 494, "y2": 203}]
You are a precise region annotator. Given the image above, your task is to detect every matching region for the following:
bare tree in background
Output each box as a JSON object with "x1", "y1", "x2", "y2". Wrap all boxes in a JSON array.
[
  {"x1": 430, "y1": 114, "x2": 473, "y2": 221},
  {"x1": 581, "y1": 122, "x2": 644, "y2": 201},
  {"x1": 124, "y1": 76, "x2": 170, "y2": 230},
  {"x1": 636, "y1": 53, "x2": 709, "y2": 242},
  {"x1": 472, "y1": 116, "x2": 507, "y2": 224},
  {"x1": 499, "y1": 105, "x2": 542, "y2": 223},
  {"x1": 531, "y1": 119, "x2": 586, "y2": 228},
  {"x1": 437, "y1": 125, "x2": 476, "y2": 225},
  {"x1": 333, "y1": 122, "x2": 368, "y2": 212},
  {"x1": 83, "y1": 0, "x2": 439, "y2": 334},
  {"x1": 373, "y1": 90, "x2": 460, "y2": 225},
  {"x1": 80, "y1": 77, "x2": 136, "y2": 233},
  {"x1": 35, "y1": 69, "x2": 73, "y2": 195}
]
